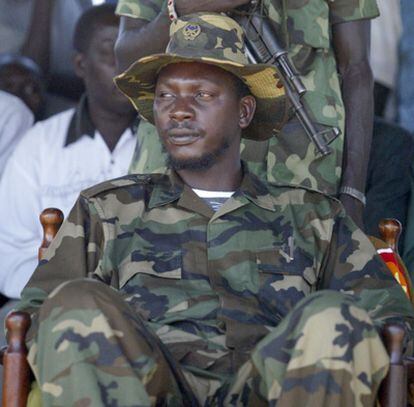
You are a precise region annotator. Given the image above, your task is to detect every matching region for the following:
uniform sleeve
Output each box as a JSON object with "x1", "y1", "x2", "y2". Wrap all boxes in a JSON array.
[
  {"x1": 16, "y1": 195, "x2": 105, "y2": 337},
  {"x1": 318, "y1": 211, "x2": 414, "y2": 332},
  {"x1": 329, "y1": 0, "x2": 380, "y2": 25},
  {"x1": 115, "y1": 0, "x2": 164, "y2": 21}
]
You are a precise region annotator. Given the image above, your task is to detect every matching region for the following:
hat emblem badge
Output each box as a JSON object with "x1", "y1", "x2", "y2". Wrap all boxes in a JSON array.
[{"x1": 183, "y1": 24, "x2": 201, "y2": 41}]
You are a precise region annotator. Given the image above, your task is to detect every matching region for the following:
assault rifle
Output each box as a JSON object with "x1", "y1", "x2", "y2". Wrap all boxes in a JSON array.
[{"x1": 231, "y1": 1, "x2": 340, "y2": 156}]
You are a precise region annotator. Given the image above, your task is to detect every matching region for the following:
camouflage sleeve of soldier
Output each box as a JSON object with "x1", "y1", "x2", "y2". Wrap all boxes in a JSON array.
[
  {"x1": 318, "y1": 210, "x2": 414, "y2": 339},
  {"x1": 16, "y1": 195, "x2": 105, "y2": 339},
  {"x1": 115, "y1": 0, "x2": 164, "y2": 20},
  {"x1": 329, "y1": 0, "x2": 379, "y2": 25}
]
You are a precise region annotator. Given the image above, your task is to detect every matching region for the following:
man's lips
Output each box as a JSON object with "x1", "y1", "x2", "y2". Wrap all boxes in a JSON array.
[{"x1": 167, "y1": 128, "x2": 201, "y2": 145}]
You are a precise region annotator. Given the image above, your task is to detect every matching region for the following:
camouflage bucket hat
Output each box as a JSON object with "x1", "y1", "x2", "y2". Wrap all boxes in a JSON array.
[{"x1": 115, "y1": 12, "x2": 288, "y2": 141}]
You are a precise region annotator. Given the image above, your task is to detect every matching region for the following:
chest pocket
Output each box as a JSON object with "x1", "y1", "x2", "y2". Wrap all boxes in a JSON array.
[
  {"x1": 118, "y1": 249, "x2": 182, "y2": 289},
  {"x1": 256, "y1": 247, "x2": 317, "y2": 313}
]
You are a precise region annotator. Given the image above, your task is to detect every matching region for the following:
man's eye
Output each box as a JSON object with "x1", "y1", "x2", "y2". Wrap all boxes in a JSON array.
[
  {"x1": 196, "y1": 91, "x2": 213, "y2": 99},
  {"x1": 158, "y1": 92, "x2": 174, "y2": 99}
]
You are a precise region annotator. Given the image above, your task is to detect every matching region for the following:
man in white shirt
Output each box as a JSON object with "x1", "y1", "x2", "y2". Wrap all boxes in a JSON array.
[
  {"x1": 0, "y1": 90, "x2": 33, "y2": 176},
  {"x1": 0, "y1": 4, "x2": 137, "y2": 299}
]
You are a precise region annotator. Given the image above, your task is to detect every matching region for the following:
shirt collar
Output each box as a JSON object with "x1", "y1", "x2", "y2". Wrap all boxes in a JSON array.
[
  {"x1": 64, "y1": 94, "x2": 139, "y2": 147},
  {"x1": 148, "y1": 162, "x2": 277, "y2": 216}
]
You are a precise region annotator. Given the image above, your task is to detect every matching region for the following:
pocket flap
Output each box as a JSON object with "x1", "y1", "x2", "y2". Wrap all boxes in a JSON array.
[
  {"x1": 256, "y1": 247, "x2": 316, "y2": 284},
  {"x1": 119, "y1": 250, "x2": 182, "y2": 288}
]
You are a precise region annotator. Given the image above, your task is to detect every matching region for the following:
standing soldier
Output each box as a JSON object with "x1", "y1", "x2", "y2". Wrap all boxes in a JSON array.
[{"x1": 115, "y1": 0, "x2": 378, "y2": 229}]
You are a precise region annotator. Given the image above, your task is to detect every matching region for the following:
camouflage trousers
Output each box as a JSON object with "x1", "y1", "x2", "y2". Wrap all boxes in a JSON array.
[{"x1": 28, "y1": 279, "x2": 389, "y2": 406}]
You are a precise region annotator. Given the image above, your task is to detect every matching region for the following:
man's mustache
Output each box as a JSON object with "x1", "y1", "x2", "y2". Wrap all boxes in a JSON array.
[{"x1": 166, "y1": 122, "x2": 197, "y2": 132}]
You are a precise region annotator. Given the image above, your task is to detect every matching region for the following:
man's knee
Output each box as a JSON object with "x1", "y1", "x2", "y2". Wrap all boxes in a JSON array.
[
  {"x1": 283, "y1": 290, "x2": 378, "y2": 346},
  {"x1": 38, "y1": 278, "x2": 125, "y2": 325},
  {"x1": 293, "y1": 289, "x2": 369, "y2": 321},
  {"x1": 250, "y1": 291, "x2": 388, "y2": 405},
  {"x1": 45, "y1": 278, "x2": 114, "y2": 307},
  {"x1": 255, "y1": 290, "x2": 381, "y2": 365}
]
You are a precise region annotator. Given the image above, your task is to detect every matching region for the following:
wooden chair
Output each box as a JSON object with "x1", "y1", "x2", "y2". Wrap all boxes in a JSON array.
[
  {"x1": 372, "y1": 219, "x2": 414, "y2": 301},
  {"x1": 1, "y1": 208, "x2": 64, "y2": 407},
  {"x1": 375, "y1": 219, "x2": 414, "y2": 406},
  {"x1": 1, "y1": 213, "x2": 413, "y2": 406}
]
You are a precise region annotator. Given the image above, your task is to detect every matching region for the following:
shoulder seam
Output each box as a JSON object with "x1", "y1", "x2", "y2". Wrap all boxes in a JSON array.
[
  {"x1": 268, "y1": 182, "x2": 341, "y2": 202},
  {"x1": 80, "y1": 174, "x2": 153, "y2": 199}
]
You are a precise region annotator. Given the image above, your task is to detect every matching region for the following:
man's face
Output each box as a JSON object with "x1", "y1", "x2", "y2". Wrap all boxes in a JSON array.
[
  {"x1": 154, "y1": 62, "x2": 251, "y2": 171},
  {"x1": 0, "y1": 64, "x2": 44, "y2": 119},
  {"x1": 76, "y1": 24, "x2": 134, "y2": 116}
]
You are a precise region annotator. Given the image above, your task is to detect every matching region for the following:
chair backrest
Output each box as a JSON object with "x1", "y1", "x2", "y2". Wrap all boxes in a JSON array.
[
  {"x1": 38, "y1": 208, "x2": 64, "y2": 261},
  {"x1": 373, "y1": 218, "x2": 414, "y2": 301}
]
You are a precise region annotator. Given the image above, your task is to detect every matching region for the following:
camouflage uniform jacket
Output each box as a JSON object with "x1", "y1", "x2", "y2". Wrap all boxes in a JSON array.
[
  {"x1": 116, "y1": 0, "x2": 379, "y2": 195},
  {"x1": 19, "y1": 164, "x2": 414, "y2": 371}
]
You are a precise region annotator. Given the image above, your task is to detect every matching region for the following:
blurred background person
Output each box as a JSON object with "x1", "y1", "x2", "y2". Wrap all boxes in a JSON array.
[
  {"x1": 0, "y1": 0, "x2": 92, "y2": 106},
  {"x1": 0, "y1": 4, "x2": 137, "y2": 302},
  {"x1": 398, "y1": 0, "x2": 414, "y2": 134},
  {"x1": 364, "y1": 117, "x2": 414, "y2": 254},
  {"x1": 0, "y1": 54, "x2": 46, "y2": 121}
]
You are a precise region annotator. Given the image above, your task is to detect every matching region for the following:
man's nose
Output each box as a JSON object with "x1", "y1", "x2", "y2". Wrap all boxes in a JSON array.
[{"x1": 169, "y1": 97, "x2": 194, "y2": 122}]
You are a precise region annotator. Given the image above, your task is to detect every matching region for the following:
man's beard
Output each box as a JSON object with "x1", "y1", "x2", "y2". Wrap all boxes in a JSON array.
[{"x1": 164, "y1": 138, "x2": 231, "y2": 172}]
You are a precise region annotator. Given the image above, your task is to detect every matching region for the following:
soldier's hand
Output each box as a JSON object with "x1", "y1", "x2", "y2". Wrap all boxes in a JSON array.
[{"x1": 175, "y1": 0, "x2": 251, "y2": 15}]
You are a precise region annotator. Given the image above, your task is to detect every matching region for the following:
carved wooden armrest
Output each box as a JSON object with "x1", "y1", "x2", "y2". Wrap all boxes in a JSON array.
[
  {"x1": 378, "y1": 323, "x2": 408, "y2": 407},
  {"x1": 2, "y1": 311, "x2": 31, "y2": 407}
]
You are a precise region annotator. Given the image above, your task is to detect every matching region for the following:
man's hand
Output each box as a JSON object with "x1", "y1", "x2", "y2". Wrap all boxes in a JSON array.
[{"x1": 175, "y1": 0, "x2": 251, "y2": 15}]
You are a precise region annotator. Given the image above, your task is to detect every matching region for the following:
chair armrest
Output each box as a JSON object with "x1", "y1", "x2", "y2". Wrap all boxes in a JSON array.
[
  {"x1": 378, "y1": 323, "x2": 407, "y2": 407},
  {"x1": 2, "y1": 311, "x2": 32, "y2": 407}
]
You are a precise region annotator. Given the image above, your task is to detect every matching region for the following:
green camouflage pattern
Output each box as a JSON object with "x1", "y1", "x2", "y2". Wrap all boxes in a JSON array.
[
  {"x1": 115, "y1": 13, "x2": 288, "y2": 141},
  {"x1": 26, "y1": 284, "x2": 390, "y2": 406},
  {"x1": 19, "y1": 166, "x2": 414, "y2": 405},
  {"x1": 117, "y1": 0, "x2": 378, "y2": 195}
]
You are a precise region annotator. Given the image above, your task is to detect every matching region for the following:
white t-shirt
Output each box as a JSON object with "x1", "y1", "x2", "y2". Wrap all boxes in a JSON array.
[
  {"x1": 192, "y1": 188, "x2": 234, "y2": 212},
  {"x1": 0, "y1": 106, "x2": 136, "y2": 298},
  {"x1": 0, "y1": 90, "x2": 33, "y2": 176}
]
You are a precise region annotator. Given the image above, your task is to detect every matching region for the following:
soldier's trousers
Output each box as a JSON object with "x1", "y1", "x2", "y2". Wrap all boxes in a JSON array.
[{"x1": 28, "y1": 279, "x2": 389, "y2": 406}]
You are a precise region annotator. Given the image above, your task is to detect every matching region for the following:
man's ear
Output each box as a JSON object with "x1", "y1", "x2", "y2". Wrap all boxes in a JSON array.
[
  {"x1": 239, "y1": 95, "x2": 256, "y2": 130},
  {"x1": 73, "y1": 53, "x2": 86, "y2": 79}
]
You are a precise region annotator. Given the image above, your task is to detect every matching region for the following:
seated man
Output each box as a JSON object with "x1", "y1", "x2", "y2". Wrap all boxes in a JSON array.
[
  {"x1": 17, "y1": 13, "x2": 414, "y2": 406},
  {"x1": 0, "y1": 4, "x2": 137, "y2": 300}
]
